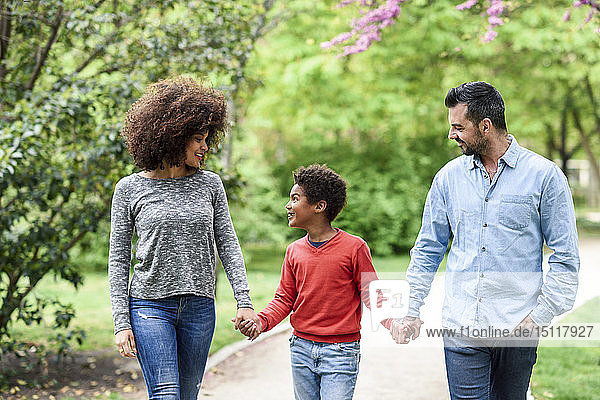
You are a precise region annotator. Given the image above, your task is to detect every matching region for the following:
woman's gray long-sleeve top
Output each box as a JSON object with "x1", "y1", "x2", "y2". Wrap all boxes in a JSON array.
[{"x1": 108, "y1": 169, "x2": 252, "y2": 334}]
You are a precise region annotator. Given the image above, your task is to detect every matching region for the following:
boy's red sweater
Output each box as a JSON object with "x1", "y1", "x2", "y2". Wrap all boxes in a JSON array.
[{"x1": 257, "y1": 229, "x2": 389, "y2": 343}]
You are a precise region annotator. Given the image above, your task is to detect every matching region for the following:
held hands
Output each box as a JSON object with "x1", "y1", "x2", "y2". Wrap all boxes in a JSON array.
[
  {"x1": 231, "y1": 307, "x2": 261, "y2": 341},
  {"x1": 238, "y1": 319, "x2": 262, "y2": 341},
  {"x1": 115, "y1": 329, "x2": 137, "y2": 358},
  {"x1": 390, "y1": 317, "x2": 423, "y2": 344}
]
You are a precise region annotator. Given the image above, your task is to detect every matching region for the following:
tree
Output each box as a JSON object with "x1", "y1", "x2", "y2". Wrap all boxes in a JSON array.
[
  {"x1": 323, "y1": 1, "x2": 599, "y2": 55},
  {"x1": 242, "y1": 0, "x2": 459, "y2": 254},
  {"x1": 318, "y1": 0, "x2": 600, "y2": 207},
  {"x1": 238, "y1": 0, "x2": 600, "y2": 258},
  {"x1": 0, "y1": 0, "x2": 277, "y2": 362}
]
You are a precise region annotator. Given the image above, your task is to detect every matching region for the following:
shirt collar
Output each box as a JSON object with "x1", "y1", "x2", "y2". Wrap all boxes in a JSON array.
[
  {"x1": 499, "y1": 134, "x2": 519, "y2": 168},
  {"x1": 465, "y1": 154, "x2": 478, "y2": 170},
  {"x1": 463, "y1": 134, "x2": 520, "y2": 170}
]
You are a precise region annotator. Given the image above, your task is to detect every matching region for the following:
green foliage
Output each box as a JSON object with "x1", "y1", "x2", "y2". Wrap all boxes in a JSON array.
[
  {"x1": 270, "y1": 137, "x2": 447, "y2": 255},
  {"x1": 229, "y1": 156, "x2": 289, "y2": 247},
  {"x1": 240, "y1": 0, "x2": 457, "y2": 254},
  {"x1": 442, "y1": 1, "x2": 600, "y2": 206},
  {"x1": 235, "y1": 0, "x2": 600, "y2": 255},
  {"x1": 0, "y1": 75, "x2": 126, "y2": 366},
  {"x1": 0, "y1": 0, "x2": 276, "y2": 370}
]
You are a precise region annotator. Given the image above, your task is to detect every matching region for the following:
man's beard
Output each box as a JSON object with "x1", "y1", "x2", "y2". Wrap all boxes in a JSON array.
[{"x1": 459, "y1": 126, "x2": 489, "y2": 156}]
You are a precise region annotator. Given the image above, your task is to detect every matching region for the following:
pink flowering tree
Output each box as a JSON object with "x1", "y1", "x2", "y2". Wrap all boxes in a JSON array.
[{"x1": 323, "y1": 0, "x2": 600, "y2": 55}]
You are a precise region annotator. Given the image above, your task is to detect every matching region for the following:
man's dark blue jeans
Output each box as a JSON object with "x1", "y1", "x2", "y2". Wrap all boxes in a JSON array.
[
  {"x1": 443, "y1": 341, "x2": 538, "y2": 400},
  {"x1": 130, "y1": 295, "x2": 215, "y2": 400}
]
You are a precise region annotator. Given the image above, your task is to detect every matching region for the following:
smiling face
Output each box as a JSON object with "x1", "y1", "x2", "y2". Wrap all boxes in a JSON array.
[
  {"x1": 448, "y1": 103, "x2": 489, "y2": 156},
  {"x1": 285, "y1": 184, "x2": 318, "y2": 229},
  {"x1": 184, "y1": 133, "x2": 209, "y2": 169}
]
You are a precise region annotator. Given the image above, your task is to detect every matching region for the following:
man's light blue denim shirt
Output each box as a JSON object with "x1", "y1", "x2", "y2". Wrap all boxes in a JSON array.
[{"x1": 407, "y1": 136, "x2": 579, "y2": 330}]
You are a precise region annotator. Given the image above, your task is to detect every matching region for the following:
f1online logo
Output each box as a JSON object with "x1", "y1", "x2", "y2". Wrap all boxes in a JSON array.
[{"x1": 368, "y1": 280, "x2": 409, "y2": 330}]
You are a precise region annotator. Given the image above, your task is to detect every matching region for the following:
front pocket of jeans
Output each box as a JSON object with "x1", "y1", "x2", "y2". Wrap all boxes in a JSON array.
[
  {"x1": 337, "y1": 342, "x2": 360, "y2": 354},
  {"x1": 498, "y1": 195, "x2": 533, "y2": 230}
]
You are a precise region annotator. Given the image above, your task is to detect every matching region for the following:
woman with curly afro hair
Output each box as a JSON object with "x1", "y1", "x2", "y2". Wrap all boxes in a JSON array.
[{"x1": 108, "y1": 76, "x2": 259, "y2": 399}]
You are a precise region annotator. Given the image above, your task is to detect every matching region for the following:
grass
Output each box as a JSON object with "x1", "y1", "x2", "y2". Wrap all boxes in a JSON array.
[
  {"x1": 530, "y1": 297, "x2": 600, "y2": 400},
  {"x1": 9, "y1": 247, "x2": 413, "y2": 355},
  {"x1": 9, "y1": 273, "x2": 116, "y2": 351}
]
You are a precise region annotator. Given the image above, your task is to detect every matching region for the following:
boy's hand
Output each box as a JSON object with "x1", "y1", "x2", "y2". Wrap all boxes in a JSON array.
[
  {"x1": 239, "y1": 319, "x2": 262, "y2": 340},
  {"x1": 390, "y1": 319, "x2": 410, "y2": 344}
]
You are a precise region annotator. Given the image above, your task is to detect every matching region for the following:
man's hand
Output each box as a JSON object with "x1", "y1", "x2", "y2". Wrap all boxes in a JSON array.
[
  {"x1": 511, "y1": 314, "x2": 540, "y2": 337},
  {"x1": 390, "y1": 317, "x2": 423, "y2": 344},
  {"x1": 115, "y1": 329, "x2": 137, "y2": 358}
]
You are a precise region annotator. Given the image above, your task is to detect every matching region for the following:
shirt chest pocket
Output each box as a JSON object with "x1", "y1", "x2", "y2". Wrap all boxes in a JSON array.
[
  {"x1": 498, "y1": 195, "x2": 533, "y2": 230},
  {"x1": 454, "y1": 207, "x2": 478, "y2": 253}
]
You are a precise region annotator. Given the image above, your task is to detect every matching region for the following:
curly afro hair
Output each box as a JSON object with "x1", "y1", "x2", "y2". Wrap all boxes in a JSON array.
[
  {"x1": 293, "y1": 164, "x2": 347, "y2": 222},
  {"x1": 121, "y1": 76, "x2": 228, "y2": 171}
]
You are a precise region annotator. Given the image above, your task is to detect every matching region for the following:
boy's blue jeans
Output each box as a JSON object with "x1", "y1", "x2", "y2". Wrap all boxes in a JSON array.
[
  {"x1": 444, "y1": 342, "x2": 537, "y2": 400},
  {"x1": 289, "y1": 335, "x2": 361, "y2": 400},
  {"x1": 129, "y1": 295, "x2": 215, "y2": 400}
]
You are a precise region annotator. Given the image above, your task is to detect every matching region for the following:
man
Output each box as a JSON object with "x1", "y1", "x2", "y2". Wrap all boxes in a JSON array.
[{"x1": 391, "y1": 81, "x2": 579, "y2": 399}]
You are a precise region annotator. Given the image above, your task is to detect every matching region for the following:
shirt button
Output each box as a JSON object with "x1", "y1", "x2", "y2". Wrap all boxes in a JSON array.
[
  {"x1": 481, "y1": 246, "x2": 486, "y2": 252},
  {"x1": 483, "y1": 175, "x2": 488, "y2": 179},
  {"x1": 485, "y1": 197, "x2": 489, "y2": 202},
  {"x1": 478, "y1": 298, "x2": 482, "y2": 302},
  {"x1": 480, "y1": 273, "x2": 484, "y2": 278},
  {"x1": 483, "y1": 223, "x2": 488, "y2": 227}
]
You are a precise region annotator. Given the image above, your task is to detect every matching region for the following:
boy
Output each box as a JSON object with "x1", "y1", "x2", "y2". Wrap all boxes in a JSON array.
[{"x1": 239, "y1": 164, "x2": 393, "y2": 400}]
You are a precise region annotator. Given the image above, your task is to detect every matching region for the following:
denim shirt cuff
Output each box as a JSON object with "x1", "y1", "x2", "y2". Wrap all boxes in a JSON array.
[
  {"x1": 407, "y1": 302, "x2": 421, "y2": 319},
  {"x1": 529, "y1": 305, "x2": 554, "y2": 327}
]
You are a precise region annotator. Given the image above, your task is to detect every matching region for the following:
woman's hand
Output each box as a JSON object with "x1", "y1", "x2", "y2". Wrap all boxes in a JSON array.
[
  {"x1": 231, "y1": 307, "x2": 261, "y2": 340},
  {"x1": 115, "y1": 329, "x2": 137, "y2": 358}
]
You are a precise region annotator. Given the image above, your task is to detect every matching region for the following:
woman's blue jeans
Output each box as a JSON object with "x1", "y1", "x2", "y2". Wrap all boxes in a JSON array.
[
  {"x1": 289, "y1": 335, "x2": 361, "y2": 400},
  {"x1": 130, "y1": 295, "x2": 215, "y2": 400}
]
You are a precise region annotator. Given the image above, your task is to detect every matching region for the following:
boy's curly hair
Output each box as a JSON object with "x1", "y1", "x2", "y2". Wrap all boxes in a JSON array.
[
  {"x1": 121, "y1": 76, "x2": 228, "y2": 171},
  {"x1": 293, "y1": 164, "x2": 347, "y2": 222}
]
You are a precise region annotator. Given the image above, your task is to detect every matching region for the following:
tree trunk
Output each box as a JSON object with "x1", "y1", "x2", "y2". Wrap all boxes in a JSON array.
[{"x1": 559, "y1": 94, "x2": 569, "y2": 174}]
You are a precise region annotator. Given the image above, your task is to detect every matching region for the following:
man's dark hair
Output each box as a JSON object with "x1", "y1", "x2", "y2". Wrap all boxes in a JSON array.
[
  {"x1": 293, "y1": 164, "x2": 347, "y2": 223},
  {"x1": 445, "y1": 81, "x2": 507, "y2": 131}
]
